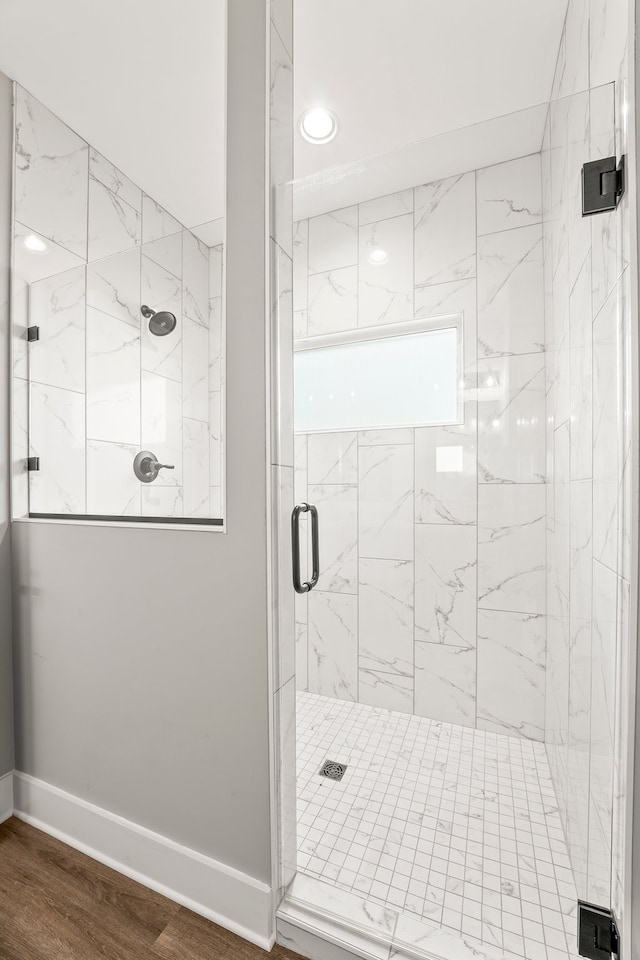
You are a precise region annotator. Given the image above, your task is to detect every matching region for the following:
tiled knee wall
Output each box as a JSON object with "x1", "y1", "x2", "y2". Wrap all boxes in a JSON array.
[{"x1": 293, "y1": 154, "x2": 547, "y2": 741}]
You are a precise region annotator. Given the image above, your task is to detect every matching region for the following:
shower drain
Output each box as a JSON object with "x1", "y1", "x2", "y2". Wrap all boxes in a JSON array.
[{"x1": 319, "y1": 760, "x2": 347, "y2": 781}]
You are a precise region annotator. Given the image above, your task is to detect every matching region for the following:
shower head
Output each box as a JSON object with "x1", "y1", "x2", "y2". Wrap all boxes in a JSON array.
[{"x1": 141, "y1": 304, "x2": 177, "y2": 337}]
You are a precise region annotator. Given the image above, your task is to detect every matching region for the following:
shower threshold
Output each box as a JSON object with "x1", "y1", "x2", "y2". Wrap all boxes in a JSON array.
[{"x1": 277, "y1": 692, "x2": 580, "y2": 960}]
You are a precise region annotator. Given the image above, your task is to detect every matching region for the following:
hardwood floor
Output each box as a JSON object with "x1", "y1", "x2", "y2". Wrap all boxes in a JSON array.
[{"x1": 0, "y1": 818, "x2": 304, "y2": 960}]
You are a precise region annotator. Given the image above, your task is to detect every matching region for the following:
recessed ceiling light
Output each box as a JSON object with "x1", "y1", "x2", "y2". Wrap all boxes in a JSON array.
[
  {"x1": 23, "y1": 234, "x2": 47, "y2": 253},
  {"x1": 299, "y1": 107, "x2": 338, "y2": 145},
  {"x1": 367, "y1": 248, "x2": 388, "y2": 265}
]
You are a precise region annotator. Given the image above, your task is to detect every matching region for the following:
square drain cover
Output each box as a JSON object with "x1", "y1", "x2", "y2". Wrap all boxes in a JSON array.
[{"x1": 319, "y1": 760, "x2": 347, "y2": 781}]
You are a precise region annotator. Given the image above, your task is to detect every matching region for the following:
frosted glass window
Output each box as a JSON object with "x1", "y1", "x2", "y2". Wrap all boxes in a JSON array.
[{"x1": 295, "y1": 323, "x2": 460, "y2": 433}]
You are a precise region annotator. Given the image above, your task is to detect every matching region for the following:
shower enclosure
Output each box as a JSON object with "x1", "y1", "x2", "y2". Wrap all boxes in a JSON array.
[
  {"x1": 270, "y1": 10, "x2": 638, "y2": 954},
  {"x1": 11, "y1": 86, "x2": 225, "y2": 525}
]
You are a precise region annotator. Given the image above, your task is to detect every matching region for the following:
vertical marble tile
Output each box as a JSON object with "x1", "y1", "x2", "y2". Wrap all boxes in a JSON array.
[
  {"x1": 141, "y1": 485, "x2": 184, "y2": 518},
  {"x1": 141, "y1": 372, "x2": 183, "y2": 488},
  {"x1": 12, "y1": 377, "x2": 29, "y2": 519},
  {"x1": 209, "y1": 243, "x2": 224, "y2": 300},
  {"x1": 183, "y1": 417, "x2": 209, "y2": 518},
  {"x1": 414, "y1": 644, "x2": 476, "y2": 727},
  {"x1": 359, "y1": 429, "x2": 413, "y2": 446},
  {"x1": 415, "y1": 409, "x2": 477, "y2": 525},
  {"x1": 29, "y1": 265, "x2": 86, "y2": 393},
  {"x1": 569, "y1": 250, "x2": 593, "y2": 480},
  {"x1": 359, "y1": 189, "x2": 413, "y2": 226},
  {"x1": 415, "y1": 524, "x2": 476, "y2": 648},
  {"x1": 308, "y1": 592, "x2": 358, "y2": 700},
  {"x1": 549, "y1": 420, "x2": 571, "y2": 621},
  {"x1": 294, "y1": 433, "x2": 308, "y2": 503},
  {"x1": 476, "y1": 155, "x2": 542, "y2": 236},
  {"x1": 552, "y1": 0, "x2": 589, "y2": 99},
  {"x1": 593, "y1": 283, "x2": 620, "y2": 570},
  {"x1": 308, "y1": 206, "x2": 358, "y2": 274},
  {"x1": 589, "y1": 0, "x2": 628, "y2": 88},
  {"x1": 29, "y1": 383, "x2": 85, "y2": 514},
  {"x1": 15, "y1": 87, "x2": 89, "y2": 259},
  {"x1": 86, "y1": 307, "x2": 140, "y2": 445},
  {"x1": 359, "y1": 443, "x2": 413, "y2": 561},
  {"x1": 307, "y1": 483, "x2": 357, "y2": 593},
  {"x1": 413, "y1": 276, "x2": 477, "y2": 374},
  {"x1": 142, "y1": 195, "x2": 181, "y2": 243},
  {"x1": 296, "y1": 621, "x2": 309, "y2": 693},
  {"x1": 307, "y1": 266, "x2": 358, "y2": 336},
  {"x1": 209, "y1": 391, "x2": 222, "y2": 488},
  {"x1": 414, "y1": 173, "x2": 476, "y2": 289},
  {"x1": 477, "y1": 609, "x2": 546, "y2": 740},
  {"x1": 569, "y1": 479, "x2": 593, "y2": 690},
  {"x1": 209, "y1": 296, "x2": 223, "y2": 390},
  {"x1": 358, "y1": 214, "x2": 413, "y2": 326},
  {"x1": 89, "y1": 148, "x2": 141, "y2": 211},
  {"x1": 87, "y1": 440, "x2": 141, "y2": 516},
  {"x1": 566, "y1": 91, "x2": 591, "y2": 293},
  {"x1": 142, "y1": 233, "x2": 182, "y2": 279},
  {"x1": 477, "y1": 225, "x2": 544, "y2": 357},
  {"x1": 477, "y1": 354, "x2": 546, "y2": 483},
  {"x1": 88, "y1": 176, "x2": 141, "y2": 262},
  {"x1": 587, "y1": 559, "x2": 618, "y2": 905},
  {"x1": 141, "y1": 256, "x2": 182, "y2": 382},
  {"x1": 359, "y1": 558, "x2": 414, "y2": 676},
  {"x1": 589, "y1": 85, "x2": 617, "y2": 320},
  {"x1": 182, "y1": 317, "x2": 209, "y2": 421},
  {"x1": 86, "y1": 247, "x2": 141, "y2": 327},
  {"x1": 478, "y1": 485, "x2": 546, "y2": 614},
  {"x1": 183, "y1": 230, "x2": 209, "y2": 327},
  {"x1": 308, "y1": 432, "x2": 357, "y2": 485},
  {"x1": 12, "y1": 278, "x2": 29, "y2": 382},
  {"x1": 612, "y1": 575, "x2": 630, "y2": 921},
  {"x1": 359, "y1": 671, "x2": 413, "y2": 714}
]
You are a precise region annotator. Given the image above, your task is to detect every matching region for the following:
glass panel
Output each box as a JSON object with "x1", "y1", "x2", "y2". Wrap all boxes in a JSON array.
[
  {"x1": 10, "y1": 12, "x2": 226, "y2": 525},
  {"x1": 294, "y1": 323, "x2": 460, "y2": 433}
]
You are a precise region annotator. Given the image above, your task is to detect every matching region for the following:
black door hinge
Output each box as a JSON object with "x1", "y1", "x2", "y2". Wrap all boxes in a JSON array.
[
  {"x1": 582, "y1": 156, "x2": 625, "y2": 216},
  {"x1": 27, "y1": 325, "x2": 40, "y2": 342},
  {"x1": 26, "y1": 457, "x2": 40, "y2": 472},
  {"x1": 578, "y1": 901, "x2": 620, "y2": 960}
]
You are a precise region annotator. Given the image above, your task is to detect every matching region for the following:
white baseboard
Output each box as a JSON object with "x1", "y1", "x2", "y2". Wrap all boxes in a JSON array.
[
  {"x1": 12, "y1": 772, "x2": 274, "y2": 950},
  {"x1": 0, "y1": 770, "x2": 13, "y2": 824}
]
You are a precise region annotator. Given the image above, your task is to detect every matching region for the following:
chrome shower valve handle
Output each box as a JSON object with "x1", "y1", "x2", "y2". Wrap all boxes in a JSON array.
[{"x1": 133, "y1": 450, "x2": 175, "y2": 483}]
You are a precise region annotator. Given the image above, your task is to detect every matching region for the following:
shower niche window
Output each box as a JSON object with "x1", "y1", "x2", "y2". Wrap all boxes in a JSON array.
[
  {"x1": 294, "y1": 316, "x2": 462, "y2": 433},
  {"x1": 11, "y1": 85, "x2": 225, "y2": 525}
]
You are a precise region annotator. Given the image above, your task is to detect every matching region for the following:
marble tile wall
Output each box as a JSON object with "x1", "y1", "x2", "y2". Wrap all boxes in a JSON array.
[
  {"x1": 12, "y1": 85, "x2": 224, "y2": 520},
  {"x1": 293, "y1": 152, "x2": 547, "y2": 741},
  {"x1": 543, "y1": 0, "x2": 632, "y2": 919}
]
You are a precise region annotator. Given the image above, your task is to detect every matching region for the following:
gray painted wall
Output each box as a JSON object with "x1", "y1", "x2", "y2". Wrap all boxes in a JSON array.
[
  {"x1": 0, "y1": 70, "x2": 14, "y2": 778},
  {"x1": 11, "y1": 2, "x2": 273, "y2": 882}
]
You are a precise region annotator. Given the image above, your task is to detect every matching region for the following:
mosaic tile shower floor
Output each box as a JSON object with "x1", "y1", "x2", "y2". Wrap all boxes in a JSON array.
[{"x1": 296, "y1": 692, "x2": 579, "y2": 960}]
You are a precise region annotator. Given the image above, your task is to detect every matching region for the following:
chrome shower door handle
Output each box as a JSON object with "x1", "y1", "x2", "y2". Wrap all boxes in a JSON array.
[{"x1": 292, "y1": 503, "x2": 320, "y2": 594}]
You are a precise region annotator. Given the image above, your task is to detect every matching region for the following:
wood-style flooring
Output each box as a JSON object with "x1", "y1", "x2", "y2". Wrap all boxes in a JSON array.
[{"x1": 0, "y1": 817, "x2": 304, "y2": 960}]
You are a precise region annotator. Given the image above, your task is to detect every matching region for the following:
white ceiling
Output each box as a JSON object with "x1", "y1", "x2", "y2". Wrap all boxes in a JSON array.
[
  {"x1": 0, "y1": 0, "x2": 226, "y2": 230},
  {"x1": 294, "y1": 0, "x2": 568, "y2": 180},
  {"x1": 0, "y1": 1, "x2": 567, "y2": 229}
]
